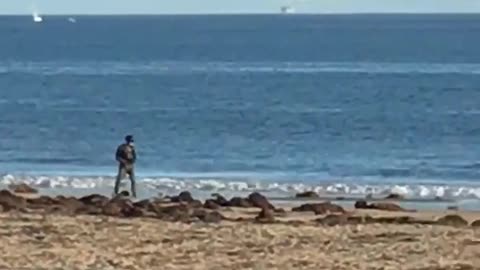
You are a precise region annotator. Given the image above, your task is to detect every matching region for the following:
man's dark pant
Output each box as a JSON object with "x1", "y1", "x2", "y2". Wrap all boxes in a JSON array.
[{"x1": 114, "y1": 165, "x2": 136, "y2": 197}]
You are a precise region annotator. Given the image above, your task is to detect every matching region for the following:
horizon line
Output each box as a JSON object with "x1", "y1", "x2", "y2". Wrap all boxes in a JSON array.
[{"x1": 1, "y1": 11, "x2": 480, "y2": 16}]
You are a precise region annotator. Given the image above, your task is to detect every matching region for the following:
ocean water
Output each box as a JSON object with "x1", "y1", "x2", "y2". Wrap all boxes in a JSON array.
[{"x1": 1, "y1": 14, "x2": 480, "y2": 205}]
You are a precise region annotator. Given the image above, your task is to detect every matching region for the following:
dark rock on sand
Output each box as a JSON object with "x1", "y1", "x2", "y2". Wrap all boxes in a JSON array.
[
  {"x1": 79, "y1": 194, "x2": 109, "y2": 207},
  {"x1": 57, "y1": 196, "x2": 85, "y2": 214},
  {"x1": 471, "y1": 220, "x2": 480, "y2": 227},
  {"x1": 41, "y1": 196, "x2": 86, "y2": 215},
  {"x1": 119, "y1": 190, "x2": 130, "y2": 197},
  {"x1": 102, "y1": 201, "x2": 124, "y2": 217},
  {"x1": 354, "y1": 200, "x2": 409, "y2": 212},
  {"x1": 159, "y1": 204, "x2": 191, "y2": 215},
  {"x1": 372, "y1": 216, "x2": 434, "y2": 225},
  {"x1": 123, "y1": 206, "x2": 146, "y2": 218},
  {"x1": 102, "y1": 197, "x2": 144, "y2": 218},
  {"x1": 170, "y1": 191, "x2": 195, "y2": 203},
  {"x1": 189, "y1": 200, "x2": 204, "y2": 208},
  {"x1": 8, "y1": 183, "x2": 38, "y2": 194},
  {"x1": 158, "y1": 204, "x2": 194, "y2": 222},
  {"x1": 354, "y1": 200, "x2": 369, "y2": 209},
  {"x1": 228, "y1": 197, "x2": 253, "y2": 208},
  {"x1": 436, "y1": 215, "x2": 468, "y2": 227},
  {"x1": 295, "y1": 191, "x2": 319, "y2": 198},
  {"x1": 57, "y1": 196, "x2": 85, "y2": 209},
  {"x1": 372, "y1": 216, "x2": 413, "y2": 224},
  {"x1": 292, "y1": 203, "x2": 315, "y2": 212},
  {"x1": 248, "y1": 192, "x2": 274, "y2": 210},
  {"x1": 204, "y1": 199, "x2": 221, "y2": 210},
  {"x1": 27, "y1": 196, "x2": 59, "y2": 206},
  {"x1": 133, "y1": 199, "x2": 152, "y2": 209},
  {"x1": 370, "y1": 202, "x2": 408, "y2": 212},
  {"x1": 0, "y1": 190, "x2": 27, "y2": 211},
  {"x1": 292, "y1": 202, "x2": 345, "y2": 215},
  {"x1": 133, "y1": 199, "x2": 163, "y2": 215},
  {"x1": 211, "y1": 193, "x2": 229, "y2": 206},
  {"x1": 166, "y1": 191, "x2": 202, "y2": 206},
  {"x1": 255, "y1": 208, "x2": 275, "y2": 223},
  {"x1": 212, "y1": 192, "x2": 274, "y2": 209},
  {"x1": 78, "y1": 205, "x2": 103, "y2": 215}
]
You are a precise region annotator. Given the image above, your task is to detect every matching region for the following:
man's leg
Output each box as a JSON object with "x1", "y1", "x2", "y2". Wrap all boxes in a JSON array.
[
  {"x1": 128, "y1": 168, "x2": 137, "y2": 198},
  {"x1": 114, "y1": 166, "x2": 125, "y2": 195}
]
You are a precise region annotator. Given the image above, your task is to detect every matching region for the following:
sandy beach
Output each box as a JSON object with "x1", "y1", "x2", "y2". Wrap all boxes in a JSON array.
[
  {"x1": 0, "y1": 186, "x2": 480, "y2": 270},
  {"x1": 1, "y1": 211, "x2": 480, "y2": 270}
]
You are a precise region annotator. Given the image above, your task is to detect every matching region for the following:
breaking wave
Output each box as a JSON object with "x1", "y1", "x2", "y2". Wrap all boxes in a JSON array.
[
  {"x1": 2, "y1": 61, "x2": 480, "y2": 75},
  {"x1": 1, "y1": 174, "x2": 480, "y2": 200}
]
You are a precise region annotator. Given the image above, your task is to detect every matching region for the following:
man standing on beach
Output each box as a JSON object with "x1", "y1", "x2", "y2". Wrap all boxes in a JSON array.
[{"x1": 114, "y1": 135, "x2": 137, "y2": 197}]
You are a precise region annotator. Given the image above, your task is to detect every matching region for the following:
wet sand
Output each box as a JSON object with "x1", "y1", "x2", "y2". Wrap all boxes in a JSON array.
[{"x1": 1, "y1": 202, "x2": 480, "y2": 270}]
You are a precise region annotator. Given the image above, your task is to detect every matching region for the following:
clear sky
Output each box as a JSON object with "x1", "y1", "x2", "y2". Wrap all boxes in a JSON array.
[{"x1": 1, "y1": 0, "x2": 480, "y2": 15}]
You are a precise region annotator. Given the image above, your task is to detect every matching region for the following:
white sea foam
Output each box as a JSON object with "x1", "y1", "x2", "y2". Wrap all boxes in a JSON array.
[
  {"x1": 1, "y1": 174, "x2": 480, "y2": 200},
  {"x1": 1, "y1": 61, "x2": 480, "y2": 76}
]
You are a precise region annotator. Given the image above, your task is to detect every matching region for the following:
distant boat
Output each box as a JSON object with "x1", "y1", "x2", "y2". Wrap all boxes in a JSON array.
[
  {"x1": 32, "y1": 11, "x2": 43, "y2": 23},
  {"x1": 280, "y1": 6, "x2": 296, "y2": 14},
  {"x1": 68, "y1": 17, "x2": 76, "y2": 23}
]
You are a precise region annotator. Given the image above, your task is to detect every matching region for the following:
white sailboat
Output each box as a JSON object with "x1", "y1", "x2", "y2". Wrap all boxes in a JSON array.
[
  {"x1": 280, "y1": 6, "x2": 296, "y2": 14},
  {"x1": 32, "y1": 11, "x2": 43, "y2": 23}
]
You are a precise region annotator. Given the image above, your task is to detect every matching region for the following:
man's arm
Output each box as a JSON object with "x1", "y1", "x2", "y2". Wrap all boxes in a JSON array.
[
  {"x1": 131, "y1": 146, "x2": 137, "y2": 163},
  {"x1": 116, "y1": 145, "x2": 127, "y2": 165}
]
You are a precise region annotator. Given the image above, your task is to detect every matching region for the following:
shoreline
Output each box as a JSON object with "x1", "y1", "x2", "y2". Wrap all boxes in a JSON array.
[{"x1": 3, "y1": 172, "x2": 480, "y2": 210}]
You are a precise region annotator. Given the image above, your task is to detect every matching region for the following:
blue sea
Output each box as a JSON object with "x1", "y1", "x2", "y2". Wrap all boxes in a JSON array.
[{"x1": 1, "y1": 14, "x2": 480, "y2": 206}]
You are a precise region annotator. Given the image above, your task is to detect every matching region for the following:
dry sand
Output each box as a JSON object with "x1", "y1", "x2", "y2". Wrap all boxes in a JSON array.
[{"x1": 1, "y1": 207, "x2": 480, "y2": 270}]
